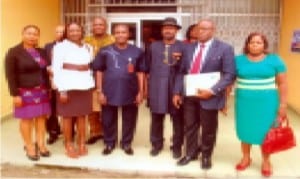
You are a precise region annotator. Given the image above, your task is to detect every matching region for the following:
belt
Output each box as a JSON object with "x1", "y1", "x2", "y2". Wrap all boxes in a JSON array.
[
  {"x1": 63, "y1": 63, "x2": 90, "y2": 71},
  {"x1": 236, "y1": 77, "x2": 277, "y2": 90}
]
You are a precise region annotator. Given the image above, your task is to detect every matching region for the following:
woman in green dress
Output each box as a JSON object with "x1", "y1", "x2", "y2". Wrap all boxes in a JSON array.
[{"x1": 234, "y1": 32, "x2": 288, "y2": 177}]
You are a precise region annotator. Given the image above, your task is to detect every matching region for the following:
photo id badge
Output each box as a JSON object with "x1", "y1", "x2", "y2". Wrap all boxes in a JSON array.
[{"x1": 128, "y1": 57, "x2": 134, "y2": 73}]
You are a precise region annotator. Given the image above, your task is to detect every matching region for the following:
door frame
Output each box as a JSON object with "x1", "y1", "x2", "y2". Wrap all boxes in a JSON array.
[{"x1": 107, "y1": 13, "x2": 184, "y2": 47}]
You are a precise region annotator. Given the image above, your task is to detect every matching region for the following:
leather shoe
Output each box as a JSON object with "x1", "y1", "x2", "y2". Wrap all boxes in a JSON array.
[
  {"x1": 122, "y1": 145, "x2": 134, "y2": 155},
  {"x1": 177, "y1": 156, "x2": 196, "y2": 166},
  {"x1": 150, "y1": 147, "x2": 162, "y2": 156},
  {"x1": 102, "y1": 145, "x2": 114, "y2": 155},
  {"x1": 172, "y1": 149, "x2": 182, "y2": 159},
  {"x1": 201, "y1": 157, "x2": 212, "y2": 169},
  {"x1": 86, "y1": 135, "x2": 103, "y2": 145}
]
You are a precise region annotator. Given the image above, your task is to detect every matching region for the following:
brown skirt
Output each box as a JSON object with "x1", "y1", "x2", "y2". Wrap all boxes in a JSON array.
[{"x1": 57, "y1": 90, "x2": 92, "y2": 117}]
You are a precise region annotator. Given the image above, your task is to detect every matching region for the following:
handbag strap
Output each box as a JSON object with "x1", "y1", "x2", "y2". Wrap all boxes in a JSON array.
[{"x1": 273, "y1": 116, "x2": 289, "y2": 128}]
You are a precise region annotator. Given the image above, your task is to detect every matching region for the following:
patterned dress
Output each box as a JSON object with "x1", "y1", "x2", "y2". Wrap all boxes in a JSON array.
[
  {"x1": 234, "y1": 54, "x2": 287, "y2": 144},
  {"x1": 15, "y1": 48, "x2": 51, "y2": 119}
]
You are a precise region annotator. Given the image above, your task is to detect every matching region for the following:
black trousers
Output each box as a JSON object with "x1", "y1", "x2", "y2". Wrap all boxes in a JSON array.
[
  {"x1": 46, "y1": 90, "x2": 60, "y2": 136},
  {"x1": 150, "y1": 110, "x2": 184, "y2": 151},
  {"x1": 184, "y1": 97, "x2": 218, "y2": 158},
  {"x1": 102, "y1": 104, "x2": 138, "y2": 147}
]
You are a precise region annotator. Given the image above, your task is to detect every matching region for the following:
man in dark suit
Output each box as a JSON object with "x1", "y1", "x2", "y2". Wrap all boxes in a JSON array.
[
  {"x1": 44, "y1": 25, "x2": 65, "y2": 144},
  {"x1": 173, "y1": 19, "x2": 236, "y2": 169}
]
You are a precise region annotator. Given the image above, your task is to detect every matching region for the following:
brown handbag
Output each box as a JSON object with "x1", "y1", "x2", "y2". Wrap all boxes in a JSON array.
[{"x1": 262, "y1": 117, "x2": 296, "y2": 154}]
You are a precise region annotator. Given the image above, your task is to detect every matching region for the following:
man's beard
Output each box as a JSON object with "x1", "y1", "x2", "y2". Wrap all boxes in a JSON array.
[{"x1": 163, "y1": 34, "x2": 175, "y2": 41}]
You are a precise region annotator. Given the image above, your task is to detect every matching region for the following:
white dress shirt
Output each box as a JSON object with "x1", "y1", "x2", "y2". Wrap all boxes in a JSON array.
[
  {"x1": 191, "y1": 38, "x2": 214, "y2": 71},
  {"x1": 52, "y1": 39, "x2": 95, "y2": 92}
]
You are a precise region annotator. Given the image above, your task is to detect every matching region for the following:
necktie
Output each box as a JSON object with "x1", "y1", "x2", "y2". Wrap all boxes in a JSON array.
[{"x1": 190, "y1": 44, "x2": 205, "y2": 74}]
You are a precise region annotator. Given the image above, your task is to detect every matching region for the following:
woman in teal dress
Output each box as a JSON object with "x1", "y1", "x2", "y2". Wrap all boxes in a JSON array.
[{"x1": 234, "y1": 32, "x2": 288, "y2": 177}]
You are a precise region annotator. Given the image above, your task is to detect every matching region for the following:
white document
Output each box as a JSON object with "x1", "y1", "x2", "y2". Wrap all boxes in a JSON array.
[{"x1": 184, "y1": 72, "x2": 221, "y2": 96}]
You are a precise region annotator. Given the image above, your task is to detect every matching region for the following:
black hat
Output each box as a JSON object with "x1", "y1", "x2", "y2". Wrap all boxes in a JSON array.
[{"x1": 161, "y1": 17, "x2": 182, "y2": 29}]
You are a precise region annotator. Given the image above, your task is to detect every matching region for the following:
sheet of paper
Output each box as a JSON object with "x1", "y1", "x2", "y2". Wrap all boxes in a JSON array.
[{"x1": 184, "y1": 72, "x2": 220, "y2": 96}]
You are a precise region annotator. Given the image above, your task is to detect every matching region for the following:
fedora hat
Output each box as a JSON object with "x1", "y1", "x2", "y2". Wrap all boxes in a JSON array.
[{"x1": 161, "y1": 17, "x2": 182, "y2": 29}]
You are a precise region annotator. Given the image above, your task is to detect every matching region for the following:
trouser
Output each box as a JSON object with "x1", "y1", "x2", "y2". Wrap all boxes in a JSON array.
[
  {"x1": 46, "y1": 90, "x2": 60, "y2": 136},
  {"x1": 184, "y1": 97, "x2": 218, "y2": 158},
  {"x1": 150, "y1": 110, "x2": 184, "y2": 151},
  {"x1": 102, "y1": 104, "x2": 138, "y2": 147}
]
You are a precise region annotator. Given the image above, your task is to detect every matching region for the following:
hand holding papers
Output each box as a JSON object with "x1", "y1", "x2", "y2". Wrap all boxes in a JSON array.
[{"x1": 184, "y1": 72, "x2": 220, "y2": 96}]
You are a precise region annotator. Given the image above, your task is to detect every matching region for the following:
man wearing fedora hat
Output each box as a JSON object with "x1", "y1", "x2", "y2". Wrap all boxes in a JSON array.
[{"x1": 145, "y1": 17, "x2": 184, "y2": 159}]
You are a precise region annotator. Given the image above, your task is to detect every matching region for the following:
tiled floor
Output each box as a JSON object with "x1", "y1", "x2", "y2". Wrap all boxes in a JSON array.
[{"x1": 1, "y1": 97, "x2": 300, "y2": 178}]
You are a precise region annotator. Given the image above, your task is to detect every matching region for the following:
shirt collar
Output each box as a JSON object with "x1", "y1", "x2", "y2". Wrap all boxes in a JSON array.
[{"x1": 198, "y1": 38, "x2": 214, "y2": 48}]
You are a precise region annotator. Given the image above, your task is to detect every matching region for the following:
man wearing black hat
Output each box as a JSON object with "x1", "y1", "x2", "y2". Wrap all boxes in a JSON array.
[{"x1": 145, "y1": 17, "x2": 184, "y2": 159}]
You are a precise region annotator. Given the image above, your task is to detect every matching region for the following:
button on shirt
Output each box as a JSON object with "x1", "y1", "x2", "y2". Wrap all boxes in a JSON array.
[{"x1": 52, "y1": 40, "x2": 95, "y2": 92}]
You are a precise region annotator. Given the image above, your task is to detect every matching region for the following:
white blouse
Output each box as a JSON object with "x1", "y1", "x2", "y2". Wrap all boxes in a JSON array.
[{"x1": 52, "y1": 39, "x2": 95, "y2": 92}]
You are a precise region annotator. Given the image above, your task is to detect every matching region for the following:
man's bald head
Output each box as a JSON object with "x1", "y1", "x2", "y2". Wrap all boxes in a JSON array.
[
  {"x1": 92, "y1": 16, "x2": 107, "y2": 37},
  {"x1": 196, "y1": 19, "x2": 216, "y2": 43},
  {"x1": 55, "y1": 25, "x2": 65, "y2": 41}
]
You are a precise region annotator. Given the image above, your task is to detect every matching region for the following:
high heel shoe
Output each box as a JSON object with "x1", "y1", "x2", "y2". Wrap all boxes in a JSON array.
[
  {"x1": 39, "y1": 149, "x2": 51, "y2": 157},
  {"x1": 24, "y1": 145, "x2": 39, "y2": 161},
  {"x1": 261, "y1": 163, "x2": 272, "y2": 177},
  {"x1": 36, "y1": 144, "x2": 51, "y2": 157},
  {"x1": 235, "y1": 158, "x2": 252, "y2": 171}
]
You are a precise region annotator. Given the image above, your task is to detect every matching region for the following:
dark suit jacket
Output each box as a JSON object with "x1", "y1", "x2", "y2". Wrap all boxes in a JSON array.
[
  {"x1": 174, "y1": 39, "x2": 236, "y2": 110},
  {"x1": 44, "y1": 41, "x2": 56, "y2": 62},
  {"x1": 5, "y1": 43, "x2": 50, "y2": 96}
]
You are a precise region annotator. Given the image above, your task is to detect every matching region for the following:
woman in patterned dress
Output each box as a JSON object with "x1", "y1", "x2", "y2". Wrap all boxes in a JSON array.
[{"x1": 5, "y1": 25, "x2": 51, "y2": 161}]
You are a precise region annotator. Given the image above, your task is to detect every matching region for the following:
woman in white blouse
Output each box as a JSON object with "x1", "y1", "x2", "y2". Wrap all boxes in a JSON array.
[{"x1": 52, "y1": 22, "x2": 94, "y2": 158}]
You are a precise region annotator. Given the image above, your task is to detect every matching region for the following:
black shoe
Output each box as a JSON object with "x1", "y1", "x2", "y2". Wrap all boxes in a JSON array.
[
  {"x1": 39, "y1": 150, "x2": 51, "y2": 157},
  {"x1": 177, "y1": 156, "x2": 195, "y2": 166},
  {"x1": 150, "y1": 147, "x2": 162, "y2": 156},
  {"x1": 47, "y1": 135, "x2": 58, "y2": 145},
  {"x1": 24, "y1": 146, "x2": 39, "y2": 161},
  {"x1": 201, "y1": 157, "x2": 212, "y2": 169},
  {"x1": 122, "y1": 145, "x2": 134, "y2": 155},
  {"x1": 86, "y1": 135, "x2": 103, "y2": 145},
  {"x1": 102, "y1": 145, "x2": 114, "y2": 155},
  {"x1": 172, "y1": 149, "x2": 182, "y2": 159},
  {"x1": 26, "y1": 153, "x2": 39, "y2": 161}
]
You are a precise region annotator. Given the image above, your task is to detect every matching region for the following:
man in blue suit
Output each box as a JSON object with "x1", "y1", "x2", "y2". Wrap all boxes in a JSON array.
[{"x1": 174, "y1": 19, "x2": 236, "y2": 169}]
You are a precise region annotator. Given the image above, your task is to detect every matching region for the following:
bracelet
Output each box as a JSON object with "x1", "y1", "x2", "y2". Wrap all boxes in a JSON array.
[{"x1": 96, "y1": 89, "x2": 102, "y2": 93}]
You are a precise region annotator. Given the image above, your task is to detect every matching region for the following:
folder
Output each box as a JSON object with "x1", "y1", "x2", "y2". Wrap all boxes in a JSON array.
[{"x1": 184, "y1": 72, "x2": 220, "y2": 96}]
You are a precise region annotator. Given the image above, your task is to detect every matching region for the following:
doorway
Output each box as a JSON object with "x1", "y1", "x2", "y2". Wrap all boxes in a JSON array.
[
  {"x1": 107, "y1": 14, "x2": 181, "y2": 48},
  {"x1": 141, "y1": 20, "x2": 163, "y2": 51}
]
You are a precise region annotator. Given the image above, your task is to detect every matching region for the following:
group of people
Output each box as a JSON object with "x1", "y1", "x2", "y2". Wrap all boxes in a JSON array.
[{"x1": 4, "y1": 16, "x2": 288, "y2": 177}]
